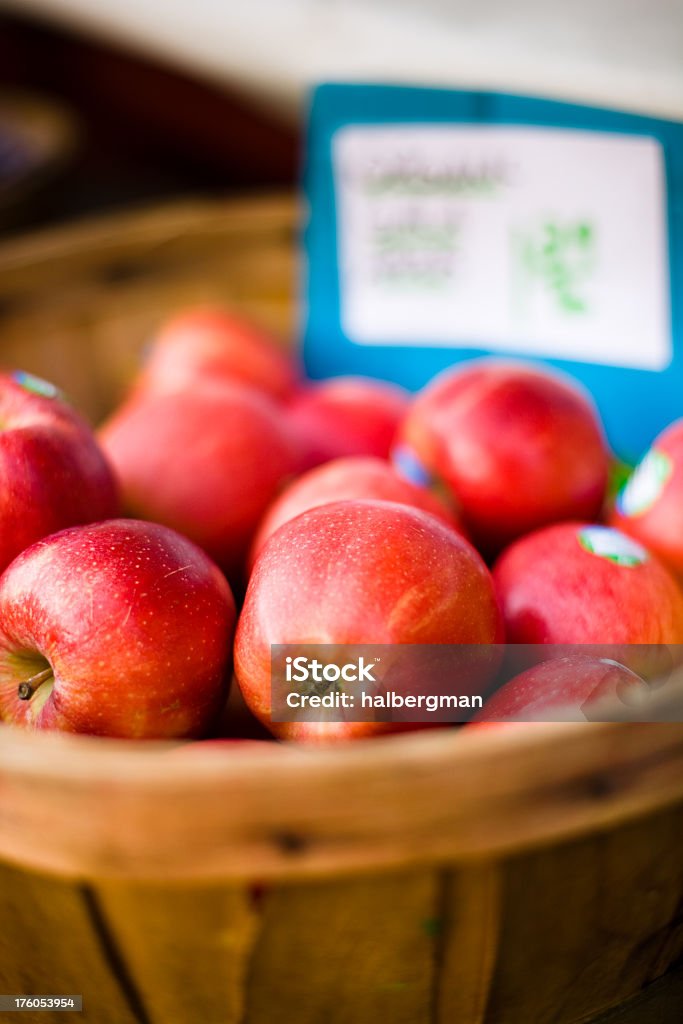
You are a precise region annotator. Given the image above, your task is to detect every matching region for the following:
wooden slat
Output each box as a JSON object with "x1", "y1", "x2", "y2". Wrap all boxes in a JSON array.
[
  {"x1": 94, "y1": 882, "x2": 259, "y2": 1024},
  {"x1": 435, "y1": 863, "x2": 501, "y2": 1024},
  {"x1": 244, "y1": 870, "x2": 438, "y2": 1024},
  {"x1": 0, "y1": 860, "x2": 141, "y2": 1024},
  {"x1": 0, "y1": 197, "x2": 296, "y2": 288},
  {"x1": 484, "y1": 803, "x2": 683, "y2": 1024}
]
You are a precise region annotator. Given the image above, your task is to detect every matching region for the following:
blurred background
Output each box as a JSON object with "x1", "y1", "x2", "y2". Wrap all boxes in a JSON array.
[
  {"x1": 0, "y1": 0, "x2": 681, "y2": 235},
  {"x1": 0, "y1": 11, "x2": 682, "y2": 1022}
]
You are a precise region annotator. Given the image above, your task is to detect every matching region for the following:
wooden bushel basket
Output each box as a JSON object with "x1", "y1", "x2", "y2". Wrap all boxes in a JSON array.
[{"x1": 0, "y1": 197, "x2": 682, "y2": 1024}]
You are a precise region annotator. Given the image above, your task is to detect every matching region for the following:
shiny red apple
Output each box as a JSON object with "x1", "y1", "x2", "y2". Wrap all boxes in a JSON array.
[
  {"x1": 137, "y1": 307, "x2": 299, "y2": 401},
  {"x1": 99, "y1": 379, "x2": 300, "y2": 582},
  {"x1": 493, "y1": 522, "x2": 683, "y2": 676},
  {"x1": 0, "y1": 371, "x2": 118, "y2": 574},
  {"x1": 235, "y1": 499, "x2": 503, "y2": 742},
  {"x1": 471, "y1": 656, "x2": 647, "y2": 723},
  {"x1": 610, "y1": 419, "x2": 683, "y2": 580},
  {"x1": 249, "y1": 455, "x2": 465, "y2": 567},
  {"x1": 0, "y1": 520, "x2": 235, "y2": 738},
  {"x1": 393, "y1": 360, "x2": 609, "y2": 553},
  {"x1": 288, "y1": 376, "x2": 409, "y2": 469}
]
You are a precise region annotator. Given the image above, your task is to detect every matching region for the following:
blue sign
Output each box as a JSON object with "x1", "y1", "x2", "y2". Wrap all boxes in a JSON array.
[{"x1": 303, "y1": 83, "x2": 683, "y2": 462}]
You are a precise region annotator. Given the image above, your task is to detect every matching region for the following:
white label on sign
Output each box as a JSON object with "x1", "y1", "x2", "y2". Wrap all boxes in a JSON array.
[{"x1": 333, "y1": 125, "x2": 671, "y2": 370}]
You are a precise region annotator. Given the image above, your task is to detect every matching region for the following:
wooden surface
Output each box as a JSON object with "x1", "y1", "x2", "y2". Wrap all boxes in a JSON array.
[
  {"x1": 1, "y1": 719, "x2": 683, "y2": 882},
  {"x1": 0, "y1": 196, "x2": 682, "y2": 1023},
  {"x1": 1, "y1": 828, "x2": 682, "y2": 1024}
]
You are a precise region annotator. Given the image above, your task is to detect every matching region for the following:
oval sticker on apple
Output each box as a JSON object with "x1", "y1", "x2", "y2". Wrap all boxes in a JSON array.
[
  {"x1": 11, "y1": 371, "x2": 63, "y2": 401},
  {"x1": 392, "y1": 444, "x2": 434, "y2": 488},
  {"x1": 617, "y1": 448, "x2": 673, "y2": 518},
  {"x1": 577, "y1": 525, "x2": 649, "y2": 567}
]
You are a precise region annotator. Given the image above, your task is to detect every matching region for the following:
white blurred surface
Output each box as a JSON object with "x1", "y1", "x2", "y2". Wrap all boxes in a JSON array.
[{"x1": 3, "y1": 0, "x2": 682, "y2": 120}]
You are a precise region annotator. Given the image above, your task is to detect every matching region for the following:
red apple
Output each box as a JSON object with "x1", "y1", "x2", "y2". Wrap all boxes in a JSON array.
[
  {"x1": 393, "y1": 360, "x2": 609, "y2": 553},
  {"x1": 287, "y1": 376, "x2": 410, "y2": 469},
  {"x1": 249, "y1": 455, "x2": 465, "y2": 567},
  {"x1": 0, "y1": 520, "x2": 235, "y2": 738},
  {"x1": 610, "y1": 420, "x2": 683, "y2": 580},
  {"x1": 0, "y1": 371, "x2": 118, "y2": 574},
  {"x1": 235, "y1": 499, "x2": 503, "y2": 742},
  {"x1": 99, "y1": 379, "x2": 300, "y2": 582},
  {"x1": 493, "y1": 522, "x2": 683, "y2": 676},
  {"x1": 137, "y1": 307, "x2": 299, "y2": 401},
  {"x1": 471, "y1": 656, "x2": 647, "y2": 723}
]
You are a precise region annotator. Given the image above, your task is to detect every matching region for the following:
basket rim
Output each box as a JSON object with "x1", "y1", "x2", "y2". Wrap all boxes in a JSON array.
[
  {"x1": 0, "y1": 193, "x2": 297, "y2": 270},
  {"x1": 1, "y1": 719, "x2": 682, "y2": 882}
]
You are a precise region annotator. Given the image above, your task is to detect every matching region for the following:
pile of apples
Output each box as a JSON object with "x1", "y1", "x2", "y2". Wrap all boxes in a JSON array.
[{"x1": 1, "y1": 308, "x2": 682, "y2": 745}]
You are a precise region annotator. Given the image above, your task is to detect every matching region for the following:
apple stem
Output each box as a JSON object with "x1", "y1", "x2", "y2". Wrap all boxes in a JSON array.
[{"x1": 17, "y1": 667, "x2": 53, "y2": 701}]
